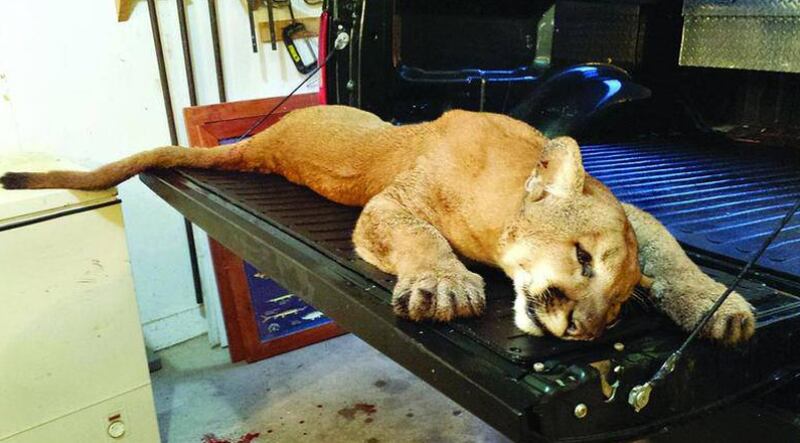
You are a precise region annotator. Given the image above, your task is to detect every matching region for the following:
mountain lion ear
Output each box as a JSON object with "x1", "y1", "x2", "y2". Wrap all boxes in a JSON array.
[
  {"x1": 541, "y1": 137, "x2": 585, "y2": 197},
  {"x1": 524, "y1": 169, "x2": 546, "y2": 202}
]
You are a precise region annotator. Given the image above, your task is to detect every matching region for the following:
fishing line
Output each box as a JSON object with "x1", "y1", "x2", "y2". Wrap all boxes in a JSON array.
[
  {"x1": 235, "y1": 31, "x2": 349, "y2": 142},
  {"x1": 629, "y1": 195, "x2": 800, "y2": 412}
]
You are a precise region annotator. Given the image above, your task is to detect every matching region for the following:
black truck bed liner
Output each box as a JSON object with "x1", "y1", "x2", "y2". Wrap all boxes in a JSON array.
[
  {"x1": 582, "y1": 139, "x2": 800, "y2": 280},
  {"x1": 140, "y1": 139, "x2": 800, "y2": 442}
]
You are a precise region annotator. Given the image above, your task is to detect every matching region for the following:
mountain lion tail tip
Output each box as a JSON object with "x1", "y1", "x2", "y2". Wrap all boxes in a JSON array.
[{"x1": 0, "y1": 172, "x2": 32, "y2": 189}]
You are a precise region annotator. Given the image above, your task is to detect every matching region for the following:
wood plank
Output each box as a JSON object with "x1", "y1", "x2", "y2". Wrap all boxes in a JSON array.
[
  {"x1": 207, "y1": 239, "x2": 249, "y2": 362},
  {"x1": 115, "y1": 0, "x2": 136, "y2": 22},
  {"x1": 257, "y1": 17, "x2": 320, "y2": 43}
]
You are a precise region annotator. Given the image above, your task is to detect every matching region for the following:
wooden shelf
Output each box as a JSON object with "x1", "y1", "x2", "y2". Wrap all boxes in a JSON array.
[
  {"x1": 254, "y1": 2, "x2": 321, "y2": 44},
  {"x1": 257, "y1": 16, "x2": 319, "y2": 43}
]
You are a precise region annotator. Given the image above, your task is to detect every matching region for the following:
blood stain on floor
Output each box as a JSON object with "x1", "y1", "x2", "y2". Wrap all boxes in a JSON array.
[
  {"x1": 201, "y1": 432, "x2": 260, "y2": 443},
  {"x1": 337, "y1": 403, "x2": 378, "y2": 420}
]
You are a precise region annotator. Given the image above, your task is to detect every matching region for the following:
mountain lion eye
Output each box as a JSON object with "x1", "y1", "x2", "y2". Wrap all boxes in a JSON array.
[{"x1": 576, "y1": 244, "x2": 593, "y2": 277}]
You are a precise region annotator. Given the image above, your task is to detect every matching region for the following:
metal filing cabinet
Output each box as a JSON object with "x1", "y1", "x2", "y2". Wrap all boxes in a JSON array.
[{"x1": 0, "y1": 154, "x2": 159, "y2": 442}]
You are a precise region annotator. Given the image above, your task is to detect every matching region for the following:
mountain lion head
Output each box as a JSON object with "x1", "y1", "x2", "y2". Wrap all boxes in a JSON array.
[{"x1": 498, "y1": 137, "x2": 641, "y2": 340}]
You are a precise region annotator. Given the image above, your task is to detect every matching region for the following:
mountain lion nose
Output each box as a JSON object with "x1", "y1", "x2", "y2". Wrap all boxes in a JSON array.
[
  {"x1": 565, "y1": 313, "x2": 602, "y2": 340},
  {"x1": 565, "y1": 311, "x2": 580, "y2": 336},
  {"x1": 565, "y1": 322, "x2": 580, "y2": 337}
]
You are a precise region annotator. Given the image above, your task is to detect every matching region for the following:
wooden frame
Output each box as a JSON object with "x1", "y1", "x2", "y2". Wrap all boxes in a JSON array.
[
  {"x1": 183, "y1": 93, "x2": 346, "y2": 363},
  {"x1": 184, "y1": 94, "x2": 318, "y2": 148}
]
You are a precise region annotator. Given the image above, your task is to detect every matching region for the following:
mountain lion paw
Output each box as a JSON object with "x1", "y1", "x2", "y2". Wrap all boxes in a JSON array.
[
  {"x1": 653, "y1": 277, "x2": 755, "y2": 345},
  {"x1": 702, "y1": 292, "x2": 756, "y2": 345},
  {"x1": 392, "y1": 266, "x2": 486, "y2": 322}
]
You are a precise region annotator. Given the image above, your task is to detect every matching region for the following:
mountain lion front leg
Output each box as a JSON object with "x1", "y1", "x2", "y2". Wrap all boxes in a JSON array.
[
  {"x1": 623, "y1": 204, "x2": 755, "y2": 345},
  {"x1": 353, "y1": 191, "x2": 486, "y2": 322}
]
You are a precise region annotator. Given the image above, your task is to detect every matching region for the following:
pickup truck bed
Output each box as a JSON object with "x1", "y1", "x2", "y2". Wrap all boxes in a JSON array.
[{"x1": 141, "y1": 138, "x2": 800, "y2": 442}]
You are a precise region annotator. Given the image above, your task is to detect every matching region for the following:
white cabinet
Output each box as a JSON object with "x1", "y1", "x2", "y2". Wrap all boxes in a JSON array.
[{"x1": 0, "y1": 154, "x2": 160, "y2": 442}]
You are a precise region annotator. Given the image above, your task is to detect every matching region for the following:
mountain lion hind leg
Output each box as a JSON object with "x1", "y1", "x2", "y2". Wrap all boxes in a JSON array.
[
  {"x1": 623, "y1": 204, "x2": 755, "y2": 345},
  {"x1": 353, "y1": 188, "x2": 486, "y2": 322}
]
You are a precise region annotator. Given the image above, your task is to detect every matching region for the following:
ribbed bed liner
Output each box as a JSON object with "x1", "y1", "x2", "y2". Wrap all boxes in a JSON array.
[
  {"x1": 179, "y1": 168, "x2": 676, "y2": 364},
  {"x1": 175, "y1": 136, "x2": 800, "y2": 365},
  {"x1": 581, "y1": 139, "x2": 800, "y2": 280}
]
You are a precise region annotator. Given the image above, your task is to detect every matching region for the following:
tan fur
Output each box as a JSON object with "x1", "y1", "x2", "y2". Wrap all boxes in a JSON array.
[
  {"x1": 0, "y1": 105, "x2": 754, "y2": 343},
  {"x1": 623, "y1": 205, "x2": 755, "y2": 344}
]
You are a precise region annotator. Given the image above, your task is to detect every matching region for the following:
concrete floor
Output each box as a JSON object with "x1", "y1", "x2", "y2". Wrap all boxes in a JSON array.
[
  {"x1": 150, "y1": 332, "x2": 800, "y2": 443},
  {"x1": 151, "y1": 333, "x2": 510, "y2": 443}
]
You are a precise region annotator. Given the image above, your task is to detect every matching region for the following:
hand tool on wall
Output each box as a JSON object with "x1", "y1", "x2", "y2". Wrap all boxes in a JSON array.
[
  {"x1": 247, "y1": 0, "x2": 258, "y2": 52},
  {"x1": 283, "y1": 0, "x2": 318, "y2": 73},
  {"x1": 265, "y1": 0, "x2": 278, "y2": 50}
]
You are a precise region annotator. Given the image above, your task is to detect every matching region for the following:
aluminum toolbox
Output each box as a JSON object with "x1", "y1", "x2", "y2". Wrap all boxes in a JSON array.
[{"x1": 680, "y1": 0, "x2": 800, "y2": 73}]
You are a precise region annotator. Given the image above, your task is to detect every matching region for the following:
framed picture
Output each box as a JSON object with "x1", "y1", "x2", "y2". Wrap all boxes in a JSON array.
[{"x1": 183, "y1": 94, "x2": 346, "y2": 363}]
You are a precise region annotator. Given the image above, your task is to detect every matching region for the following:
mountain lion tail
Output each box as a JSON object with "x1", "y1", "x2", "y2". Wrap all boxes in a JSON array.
[{"x1": 0, "y1": 145, "x2": 248, "y2": 191}]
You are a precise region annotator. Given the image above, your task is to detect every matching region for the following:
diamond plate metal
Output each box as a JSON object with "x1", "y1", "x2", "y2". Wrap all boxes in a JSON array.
[
  {"x1": 552, "y1": 2, "x2": 642, "y2": 68},
  {"x1": 684, "y1": 0, "x2": 800, "y2": 17},
  {"x1": 681, "y1": 15, "x2": 800, "y2": 73}
]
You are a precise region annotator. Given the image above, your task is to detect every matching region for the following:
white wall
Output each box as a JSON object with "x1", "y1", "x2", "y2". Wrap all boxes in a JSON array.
[{"x1": 0, "y1": 0, "x2": 320, "y2": 350}]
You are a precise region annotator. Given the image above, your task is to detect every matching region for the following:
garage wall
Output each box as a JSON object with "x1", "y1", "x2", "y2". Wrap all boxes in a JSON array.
[{"x1": 0, "y1": 1, "x2": 320, "y2": 350}]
